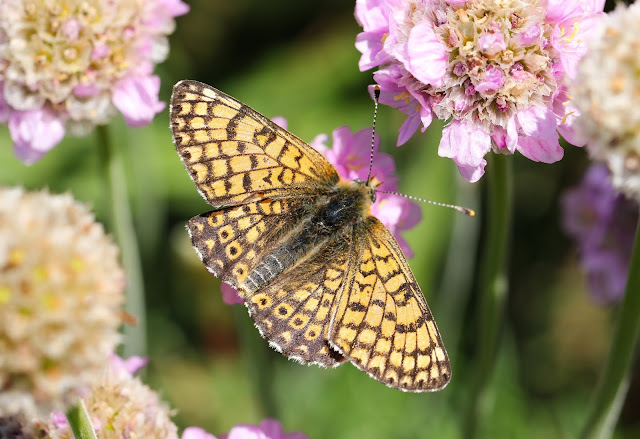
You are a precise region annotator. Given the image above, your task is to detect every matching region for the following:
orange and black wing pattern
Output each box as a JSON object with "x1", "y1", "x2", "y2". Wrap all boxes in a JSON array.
[{"x1": 170, "y1": 80, "x2": 339, "y2": 208}]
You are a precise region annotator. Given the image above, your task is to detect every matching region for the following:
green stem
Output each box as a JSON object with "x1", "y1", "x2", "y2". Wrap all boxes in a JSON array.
[
  {"x1": 463, "y1": 153, "x2": 513, "y2": 438},
  {"x1": 66, "y1": 401, "x2": 97, "y2": 439},
  {"x1": 232, "y1": 305, "x2": 278, "y2": 418},
  {"x1": 580, "y1": 216, "x2": 640, "y2": 439},
  {"x1": 97, "y1": 126, "x2": 147, "y2": 358}
]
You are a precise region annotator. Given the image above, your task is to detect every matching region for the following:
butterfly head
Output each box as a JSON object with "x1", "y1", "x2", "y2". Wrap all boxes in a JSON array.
[{"x1": 353, "y1": 176, "x2": 382, "y2": 204}]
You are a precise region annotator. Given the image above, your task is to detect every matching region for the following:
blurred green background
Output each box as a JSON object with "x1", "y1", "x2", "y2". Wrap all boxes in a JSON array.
[{"x1": 1, "y1": 1, "x2": 638, "y2": 438}]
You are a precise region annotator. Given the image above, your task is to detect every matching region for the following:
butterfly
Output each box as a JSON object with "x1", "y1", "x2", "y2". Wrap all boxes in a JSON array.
[{"x1": 170, "y1": 80, "x2": 451, "y2": 392}]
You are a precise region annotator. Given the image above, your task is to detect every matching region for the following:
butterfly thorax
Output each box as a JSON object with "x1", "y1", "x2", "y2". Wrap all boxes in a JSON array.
[{"x1": 241, "y1": 180, "x2": 374, "y2": 293}]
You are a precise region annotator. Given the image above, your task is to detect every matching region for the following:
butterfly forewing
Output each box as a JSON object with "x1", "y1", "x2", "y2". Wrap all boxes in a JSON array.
[
  {"x1": 328, "y1": 217, "x2": 451, "y2": 391},
  {"x1": 170, "y1": 80, "x2": 339, "y2": 208}
]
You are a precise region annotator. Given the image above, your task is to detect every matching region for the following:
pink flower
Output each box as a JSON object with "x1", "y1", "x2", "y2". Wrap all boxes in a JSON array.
[
  {"x1": 562, "y1": 164, "x2": 638, "y2": 304},
  {"x1": 0, "y1": 0, "x2": 189, "y2": 163},
  {"x1": 355, "y1": 0, "x2": 605, "y2": 181},
  {"x1": 221, "y1": 419, "x2": 308, "y2": 439},
  {"x1": 221, "y1": 283, "x2": 244, "y2": 306}
]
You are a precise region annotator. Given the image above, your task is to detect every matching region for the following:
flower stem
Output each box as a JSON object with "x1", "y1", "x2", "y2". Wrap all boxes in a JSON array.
[
  {"x1": 463, "y1": 153, "x2": 513, "y2": 438},
  {"x1": 232, "y1": 306, "x2": 279, "y2": 419},
  {"x1": 66, "y1": 401, "x2": 97, "y2": 439},
  {"x1": 97, "y1": 125, "x2": 147, "y2": 358},
  {"x1": 580, "y1": 215, "x2": 640, "y2": 439}
]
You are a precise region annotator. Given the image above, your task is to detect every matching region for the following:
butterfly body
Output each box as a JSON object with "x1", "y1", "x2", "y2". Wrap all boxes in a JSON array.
[
  {"x1": 171, "y1": 80, "x2": 451, "y2": 392},
  {"x1": 242, "y1": 180, "x2": 374, "y2": 293}
]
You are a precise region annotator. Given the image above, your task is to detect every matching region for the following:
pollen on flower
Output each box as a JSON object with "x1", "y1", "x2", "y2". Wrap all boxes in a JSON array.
[
  {"x1": 0, "y1": 188, "x2": 125, "y2": 420},
  {"x1": 427, "y1": 0, "x2": 557, "y2": 130}
]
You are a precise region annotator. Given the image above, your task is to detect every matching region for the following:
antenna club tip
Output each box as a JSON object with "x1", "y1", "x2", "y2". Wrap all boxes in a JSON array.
[
  {"x1": 467, "y1": 209, "x2": 476, "y2": 217},
  {"x1": 374, "y1": 85, "x2": 380, "y2": 99}
]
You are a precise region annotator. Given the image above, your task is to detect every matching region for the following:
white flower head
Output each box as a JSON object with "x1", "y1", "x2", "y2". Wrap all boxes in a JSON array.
[
  {"x1": 0, "y1": 188, "x2": 125, "y2": 420},
  {"x1": 572, "y1": 2, "x2": 640, "y2": 201}
]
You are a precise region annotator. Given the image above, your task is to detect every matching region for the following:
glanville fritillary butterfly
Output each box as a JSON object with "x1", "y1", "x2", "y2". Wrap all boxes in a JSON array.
[{"x1": 170, "y1": 80, "x2": 451, "y2": 392}]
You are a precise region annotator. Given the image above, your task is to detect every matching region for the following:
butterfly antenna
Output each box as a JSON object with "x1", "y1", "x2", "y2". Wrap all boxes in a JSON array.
[
  {"x1": 366, "y1": 86, "x2": 381, "y2": 184},
  {"x1": 376, "y1": 190, "x2": 476, "y2": 217}
]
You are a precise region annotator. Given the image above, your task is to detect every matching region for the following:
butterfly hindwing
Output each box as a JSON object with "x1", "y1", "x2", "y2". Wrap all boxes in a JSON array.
[
  {"x1": 328, "y1": 217, "x2": 451, "y2": 392},
  {"x1": 243, "y1": 237, "x2": 353, "y2": 367},
  {"x1": 171, "y1": 80, "x2": 339, "y2": 208},
  {"x1": 186, "y1": 197, "x2": 312, "y2": 290}
]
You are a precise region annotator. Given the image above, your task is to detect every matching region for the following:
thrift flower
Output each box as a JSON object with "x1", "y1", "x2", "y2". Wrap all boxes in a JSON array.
[
  {"x1": 561, "y1": 165, "x2": 638, "y2": 304},
  {"x1": 355, "y1": 0, "x2": 605, "y2": 182},
  {"x1": 221, "y1": 419, "x2": 308, "y2": 439},
  {"x1": 47, "y1": 355, "x2": 178, "y2": 439},
  {"x1": 0, "y1": 0, "x2": 189, "y2": 163},
  {"x1": 572, "y1": 2, "x2": 640, "y2": 201},
  {"x1": 220, "y1": 124, "x2": 422, "y2": 306},
  {"x1": 0, "y1": 188, "x2": 124, "y2": 420}
]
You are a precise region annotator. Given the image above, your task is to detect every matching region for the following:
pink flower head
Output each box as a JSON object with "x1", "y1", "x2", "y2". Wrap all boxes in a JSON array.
[
  {"x1": 561, "y1": 164, "x2": 638, "y2": 304},
  {"x1": 355, "y1": 0, "x2": 605, "y2": 181},
  {"x1": 221, "y1": 419, "x2": 308, "y2": 439},
  {"x1": 0, "y1": 0, "x2": 189, "y2": 163}
]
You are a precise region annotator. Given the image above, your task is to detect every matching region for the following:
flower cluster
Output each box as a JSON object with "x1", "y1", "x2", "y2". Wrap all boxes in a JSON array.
[
  {"x1": 218, "y1": 124, "x2": 422, "y2": 306},
  {"x1": 182, "y1": 419, "x2": 308, "y2": 439},
  {"x1": 0, "y1": 0, "x2": 189, "y2": 163},
  {"x1": 562, "y1": 165, "x2": 638, "y2": 304},
  {"x1": 46, "y1": 355, "x2": 178, "y2": 439},
  {"x1": 572, "y1": 2, "x2": 640, "y2": 202},
  {"x1": 355, "y1": 0, "x2": 604, "y2": 182},
  {"x1": 0, "y1": 188, "x2": 124, "y2": 420}
]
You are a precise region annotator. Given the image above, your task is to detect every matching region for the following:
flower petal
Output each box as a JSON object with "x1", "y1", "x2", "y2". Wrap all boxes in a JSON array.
[
  {"x1": 406, "y1": 22, "x2": 448, "y2": 87},
  {"x1": 356, "y1": 31, "x2": 390, "y2": 71},
  {"x1": 439, "y1": 120, "x2": 491, "y2": 182},
  {"x1": 182, "y1": 427, "x2": 217, "y2": 439},
  {"x1": 112, "y1": 75, "x2": 165, "y2": 127},
  {"x1": 221, "y1": 283, "x2": 244, "y2": 306},
  {"x1": 515, "y1": 106, "x2": 563, "y2": 162},
  {"x1": 9, "y1": 108, "x2": 65, "y2": 164}
]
